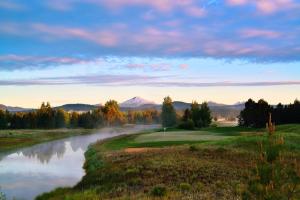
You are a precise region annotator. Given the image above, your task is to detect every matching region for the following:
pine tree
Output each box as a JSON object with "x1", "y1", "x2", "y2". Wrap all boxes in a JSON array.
[{"x1": 161, "y1": 96, "x2": 177, "y2": 127}]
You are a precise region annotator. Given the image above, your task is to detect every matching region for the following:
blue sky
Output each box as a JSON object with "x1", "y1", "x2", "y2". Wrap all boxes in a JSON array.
[{"x1": 0, "y1": 0, "x2": 299, "y2": 107}]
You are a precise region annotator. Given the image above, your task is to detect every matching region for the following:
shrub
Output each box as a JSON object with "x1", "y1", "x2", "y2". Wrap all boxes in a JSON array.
[
  {"x1": 242, "y1": 116, "x2": 300, "y2": 199},
  {"x1": 189, "y1": 145, "x2": 198, "y2": 152},
  {"x1": 84, "y1": 147, "x2": 104, "y2": 173},
  {"x1": 125, "y1": 167, "x2": 140, "y2": 177},
  {"x1": 196, "y1": 182, "x2": 204, "y2": 191},
  {"x1": 150, "y1": 185, "x2": 167, "y2": 197},
  {"x1": 178, "y1": 119, "x2": 195, "y2": 130},
  {"x1": 128, "y1": 177, "x2": 143, "y2": 186},
  {"x1": 179, "y1": 182, "x2": 191, "y2": 193}
]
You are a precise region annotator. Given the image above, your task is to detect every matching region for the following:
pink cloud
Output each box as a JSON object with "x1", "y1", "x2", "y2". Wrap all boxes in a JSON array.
[
  {"x1": 240, "y1": 28, "x2": 281, "y2": 39},
  {"x1": 163, "y1": 20, "x2": 182, "y2": 27},
  {"x1": 202, "y1": 40, "x2": 272, "y2": 58},
  {"x1": 126, "y1": 63, "x2": 145, "y2": 69},
  {"x1": 226, "y1": 0, "x2": 298, "y2": 14},
  {"x1": 179, "y1": 64, "x2": 189, "y2": 69},
  {"x1": 0, "y1": 54, "x2": 89, "y2": 70},
  {"x1": 256, "y1": 0, "x2": 295, "y2": 14},
  {"x1": 184, "y1": 6, "x2": 206, "y2": 17},
  {"x1": 126, "y1": 63, "x2": 170, "y2": 71},
  {"x1": 0, "y1": 22, "x2": 296, "y2": 61},
  {"x1": 151, "y1": 63, "x2": 170, "y2": 71},
  {"x1": 46, "y1": 0, "x2": 205, "y2": 17},
  {"x1": 31, "y1": 23, "x2": 119, "y2": 47},
  {"x1": 99, "y1": 0, "x2": 181, "y2": 12},
  {"x1": 0, "y1": 54, "x2": 86, "y2": 64},
  {"x1": 227, "y1": 0, "x2": 248, "y2": 6}
]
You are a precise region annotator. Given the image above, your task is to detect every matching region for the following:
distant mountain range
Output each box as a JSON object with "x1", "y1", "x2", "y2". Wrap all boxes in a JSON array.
[
  {"x1": 120, "y1": 97, "x2": 156, "y2": 108},
  {"x1": 56, "y1": 104, "x2": 97, "y2": 112},
  {"x1": 0, "y1": 97, "x2": 245, "y2": 119},
  {"x1": 0, "y1": 104, "x2": 32, "y2": 112}
]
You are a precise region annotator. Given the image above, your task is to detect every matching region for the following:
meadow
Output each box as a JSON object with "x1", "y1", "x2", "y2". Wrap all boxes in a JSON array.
[{"x1": 37, "y1": 124, "x2": 300, "y2": 200}]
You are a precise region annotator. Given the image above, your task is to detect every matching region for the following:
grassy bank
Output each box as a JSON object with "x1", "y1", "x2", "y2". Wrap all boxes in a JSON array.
[
  {"x1": 37, "y1": 124, "x2": 300, "y2": 200},
  {"x1": 0, "y1": 129, "x2": 93, "y2": 152}
]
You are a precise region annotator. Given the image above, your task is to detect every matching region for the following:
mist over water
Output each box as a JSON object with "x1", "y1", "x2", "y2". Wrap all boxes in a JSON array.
[{"x1": 0, "y1": 124, "x2": 160, "y2": 200}]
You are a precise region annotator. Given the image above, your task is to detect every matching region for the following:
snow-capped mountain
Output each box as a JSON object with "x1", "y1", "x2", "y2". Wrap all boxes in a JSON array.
[{"x1": 120, "y1": 97, "x2": 156, "y2": 108}]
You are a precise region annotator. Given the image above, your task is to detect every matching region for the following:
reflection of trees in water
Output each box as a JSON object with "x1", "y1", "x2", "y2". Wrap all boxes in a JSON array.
[
  {"x1": 69, "y1": 136, "x2": 88, "y2": 152},
  {"x1": 2, "y1": 125, "x2": 160, "y2": 164},
  {"x1": 68, "y1": 134, "x2": 108, "y2": 152},
  {"x1": 0, "y1": 153, "x2": 4, "y2": 163},
  {"x1": 18, "y1": 134, "x2": 103, "y2": 163},
  {"x1": 21, "y1": 140, "x2": 67, "y2": 164}
]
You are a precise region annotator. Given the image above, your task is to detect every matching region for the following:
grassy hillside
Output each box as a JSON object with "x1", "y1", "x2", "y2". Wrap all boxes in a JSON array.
[{"x1": 37, "y1": 124, "x2": 300, "y2": 200}]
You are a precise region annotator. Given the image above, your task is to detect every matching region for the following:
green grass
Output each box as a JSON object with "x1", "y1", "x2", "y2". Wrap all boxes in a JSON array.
[
  {"x1": 36, "y1": 124, "x2": 300, "y2": 200},
  {"x1": 134, "y1": 131, "x2": 233, "y2": 142},
  {"x1": 0, "y1": 129, "x2": 94, "y2": 152},
  {"x1": 94, "y1": 125, "x2": 300, "y2": 153}
]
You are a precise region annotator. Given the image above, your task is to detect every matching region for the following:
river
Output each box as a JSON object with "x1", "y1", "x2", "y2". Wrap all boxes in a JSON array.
[{"x1": 0, "y1": 125, "x2": 159, "y2": 200}]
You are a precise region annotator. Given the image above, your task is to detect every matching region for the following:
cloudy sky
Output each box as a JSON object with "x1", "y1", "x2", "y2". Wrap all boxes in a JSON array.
[{"x1": 0, "y1": 0, "x2": 299, "y2": 107}]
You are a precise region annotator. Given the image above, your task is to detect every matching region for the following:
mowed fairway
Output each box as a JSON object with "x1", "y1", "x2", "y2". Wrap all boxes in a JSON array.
[{"x1": 134, "y1": 131, "x2": 233, "y2": 143}]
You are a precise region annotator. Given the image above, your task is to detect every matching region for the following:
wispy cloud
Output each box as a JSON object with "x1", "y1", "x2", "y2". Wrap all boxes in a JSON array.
[
  {"x1": 31, "y1": 23, "x2": 119, "y2": 47},
  {"x1": 0, "y1": 74, "x2": 160, "y2": 86},
  {"x1": 0, "y1": 21, "x2": 299, "y2": 62},
  {"x1": 0, "y1": 0, "x2": 25, "y2": 10},
  {"x1": 179, "y1": 64, "x2": 189, "y2": 70},
  {"x1": 1, "y1": 74, "x2": 299, "y2": 87},
  {"x1": 125, "y1": 63, "x2": 170, "y2": 71},
  {"x1": 0, "y1": 55, "x2": 89, "y2": 71},
  {"x1": 239, "y1": 28, "x2": 281, "y2": 39},
  {"x1": 47, "y1": 0, "x2": 207, "y2": 17},
  {"x1": 226, "y1": 0, "x2": 299, "y2": 14}
]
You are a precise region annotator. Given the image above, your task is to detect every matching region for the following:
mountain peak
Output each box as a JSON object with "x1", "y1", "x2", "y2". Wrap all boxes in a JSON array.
[{"x1": 120, "y1": 97, "x2": 156, "y2": 108}]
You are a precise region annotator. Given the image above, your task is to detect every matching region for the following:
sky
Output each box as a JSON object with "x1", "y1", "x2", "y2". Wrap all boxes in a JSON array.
[{"x1": 0, "y1": 0, "x2": 300, "y2": 108}]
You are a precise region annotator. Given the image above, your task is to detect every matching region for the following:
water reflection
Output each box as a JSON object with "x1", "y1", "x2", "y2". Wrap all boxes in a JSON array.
[{"x1": 0, "y1": 125, "x2": 159, "y2": 200}]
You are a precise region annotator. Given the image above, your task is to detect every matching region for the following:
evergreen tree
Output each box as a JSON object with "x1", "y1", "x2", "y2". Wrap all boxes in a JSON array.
[
  {"x1": 199, "y1": 102, "x2": 212, "y2": 128},
  {"x1": 191, "y1": 101, "x2": 201, "y2": 127},
  {"x1": 0, "y1": 110, "x2": 8, "y2": 129},
  {"x1": 161, "y1": 96, "x2": 177, "y2": 127},
  {"x1": 70, "y1": 112, "x2": 79, "y2": 128},
  {"x1": 37, "y1": 102, "x2": 55, "y2": 129},
  {"x1": 55, "y1": 109, "x2": 67, "y2": 128}
]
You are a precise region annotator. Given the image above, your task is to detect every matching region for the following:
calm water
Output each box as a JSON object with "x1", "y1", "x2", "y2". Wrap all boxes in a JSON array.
[{"x1": 0, "y1": 125, "x2": 159, "y2": 200}]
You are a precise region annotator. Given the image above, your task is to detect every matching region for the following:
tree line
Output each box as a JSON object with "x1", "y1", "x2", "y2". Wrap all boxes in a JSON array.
[
  {"x1": 239, "y1": 99, "x2": 300, "y2": 128},
  {"x1": 0, "y1": 97, "x2": 212, "y2": 130},
  {"x1": 161, "y1": 96, "x2": 212, "y2": 129},
  {"x1": 0, "y1": 101, "x2": 160, "y2": 129}
]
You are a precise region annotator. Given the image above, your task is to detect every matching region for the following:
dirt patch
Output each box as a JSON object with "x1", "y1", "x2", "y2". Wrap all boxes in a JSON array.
[
  {"x1": 240, "y1": 131, "x2": 264, "y2": 136},
  {"x1": 124, "y1": 147, "x2": 158, "y2": 153}
]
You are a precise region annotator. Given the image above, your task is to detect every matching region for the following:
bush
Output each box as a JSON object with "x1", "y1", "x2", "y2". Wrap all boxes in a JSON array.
[
  {"x1": 128, "y1": 177, "x2": 143, "y2": 186},
  {"x1": 242, "y1": 131, "x2": 300, "y2": 199},
  {"x1": 196, "y1": 182, "x2": 204, "y2": 191},
  {"x1": 150, "y1": 185, "x2": 167, "y2": 197},
  {"x1": 179, "y1": 182, "x2": 191, "y2": 193},
  {"x1": 178, "y1": 119, "x2": 195, "y2": 130},
  {"x1": 189, "y1": 145, "x2": 198, "y2": 152},
  {"x1": 125, "y1": 167, "x2": 140, "y2": 177},
  {"x1": 84, "y1": 147, "x2": 104, "y2": 173}
]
